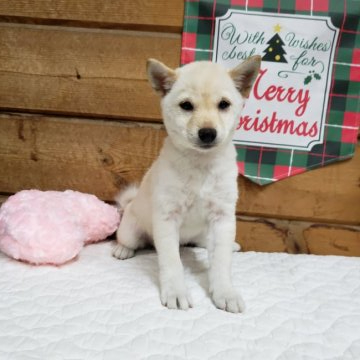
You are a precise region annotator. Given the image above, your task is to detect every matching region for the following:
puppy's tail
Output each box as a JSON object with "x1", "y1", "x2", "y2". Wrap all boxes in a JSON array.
[{"x1": 114, "y1": 185, "x2": 139, "y2": 212}]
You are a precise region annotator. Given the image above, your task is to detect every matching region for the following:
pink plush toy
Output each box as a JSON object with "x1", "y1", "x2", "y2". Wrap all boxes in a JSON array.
[{"x1": 0, "y1": 190, "x2": 120, "y2": 265}]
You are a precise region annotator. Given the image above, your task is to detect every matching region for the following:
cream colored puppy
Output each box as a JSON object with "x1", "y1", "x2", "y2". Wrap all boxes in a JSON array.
[{"x1": 113, "y1": 56, "x2": 261, "y2": 313}]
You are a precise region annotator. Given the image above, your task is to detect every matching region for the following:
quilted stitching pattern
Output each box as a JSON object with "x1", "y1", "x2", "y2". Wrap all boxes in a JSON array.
[{"x1": 1, "y1": 243, "x2": 360, "y2": 360}]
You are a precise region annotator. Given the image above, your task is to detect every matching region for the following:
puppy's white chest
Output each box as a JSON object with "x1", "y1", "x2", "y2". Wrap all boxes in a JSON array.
[
  {"x1": 179, "y1": 196, "x2": 207, "y2": 242},
  {"x1": 178, "y1": 175, "x2": 226, "y2": 240}
]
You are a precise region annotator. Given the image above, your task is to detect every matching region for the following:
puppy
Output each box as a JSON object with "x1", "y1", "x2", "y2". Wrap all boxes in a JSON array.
[{"x1": 113, "y1": 56, "x2": 261, "y2": 313}]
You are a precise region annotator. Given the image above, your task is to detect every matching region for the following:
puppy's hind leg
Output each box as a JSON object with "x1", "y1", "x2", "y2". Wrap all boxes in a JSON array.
[
  {"x1": 232, "y1": 242, "x2": 241, "y2": 252},
  {"x1": 112, "y1": 205, "x2": 142, "y2": 260}
]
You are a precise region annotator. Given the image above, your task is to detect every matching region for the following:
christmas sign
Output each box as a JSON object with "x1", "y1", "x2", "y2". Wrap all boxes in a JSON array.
[
  {"x1": 213, "y1": 11, "x2": 338, "y2": 151},
  {"x1": 181, "y1": 0, "x2": 360, "y2": 185}
]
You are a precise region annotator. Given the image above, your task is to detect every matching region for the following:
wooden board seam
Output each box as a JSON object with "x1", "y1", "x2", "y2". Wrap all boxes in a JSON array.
[
  {"x1": 236, "y1": 209, "x2": 360, "y2": 227},
  {"x1": 0, "y1": 20, "x2": 182, "y2": 37},
  {"x1": 237, "y1": 215, "x2": 360, "y2": 233},
  {"x1": 2, "y1": 111, "x2": 165, "y2": 129}
]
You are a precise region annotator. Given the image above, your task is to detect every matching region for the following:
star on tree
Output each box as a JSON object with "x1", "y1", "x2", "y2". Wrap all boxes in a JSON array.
[
  {"x1": 273, "y1": 23, "x2": 282, "y2": 33},
  {"x1": 262, "y1": 24, "x2": 287, "y2": 63}
]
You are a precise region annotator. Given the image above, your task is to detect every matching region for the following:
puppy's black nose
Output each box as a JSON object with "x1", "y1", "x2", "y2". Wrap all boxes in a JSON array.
[{"x1": 198, "y1": 128, "x2": 217, "y2": 144}]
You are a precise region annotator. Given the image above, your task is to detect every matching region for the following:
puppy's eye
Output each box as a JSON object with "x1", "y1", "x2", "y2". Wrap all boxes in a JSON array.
[
  {"x1": 179, "y1": 101, "x2": 194, "y2": 111},
  {"x1": 218, "y1": 100, "x2": 231, "y2": 110}
]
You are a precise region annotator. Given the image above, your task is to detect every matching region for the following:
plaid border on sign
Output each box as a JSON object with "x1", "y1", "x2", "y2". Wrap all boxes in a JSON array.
[{"x1": 181, "y1": 0, "x2": 360, "y2": 185}]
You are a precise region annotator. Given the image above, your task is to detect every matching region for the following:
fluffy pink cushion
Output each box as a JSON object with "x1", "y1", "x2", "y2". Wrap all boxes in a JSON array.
[{"x1": 0, "y1": 190, "x2": 120, "y2": 265}]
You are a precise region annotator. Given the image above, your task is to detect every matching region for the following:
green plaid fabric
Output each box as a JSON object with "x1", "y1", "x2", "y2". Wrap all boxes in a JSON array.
[{"x1": 181, "y1": 0, "x2": 360, "y2": 185}]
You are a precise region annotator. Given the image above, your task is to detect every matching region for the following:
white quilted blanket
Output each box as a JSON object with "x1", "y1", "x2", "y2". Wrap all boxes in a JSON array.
[{"x1": 1, "y1": 242, "x2": 359, "y2": 360}]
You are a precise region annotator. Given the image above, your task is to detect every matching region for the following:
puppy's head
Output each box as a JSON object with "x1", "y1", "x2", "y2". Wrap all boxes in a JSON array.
[{"x1": 147, "y1": 56, "x2": 261, "y2": 152}]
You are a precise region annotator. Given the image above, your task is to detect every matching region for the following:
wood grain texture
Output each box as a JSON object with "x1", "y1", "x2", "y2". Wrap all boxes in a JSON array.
[
  {"x1": 1, "y1": 113, "x2": 359, "y2": 226},
  {"x1": 304, "y1": 226, "x2": 360, "y2": 257},
  {"x1": 236, "y1": 218, "x2": 288, "y2": 252},
  {"x1": 238, "y1": 150, "x2": 360, "y2": 225},
  {"x1": 0, "y1": 0, "x2": 184, "y2": 32},
  {"x1": 0, "y1": 114, "x2": 166, "y2": 196},
  {"x1": 0, "y1": 24, "x2": 180, "y2": 120}
]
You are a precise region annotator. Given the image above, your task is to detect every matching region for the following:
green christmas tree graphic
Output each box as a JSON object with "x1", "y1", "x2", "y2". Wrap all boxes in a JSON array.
[{"x1": 262, "y1": 24, "x2": 287, "y2": 63}]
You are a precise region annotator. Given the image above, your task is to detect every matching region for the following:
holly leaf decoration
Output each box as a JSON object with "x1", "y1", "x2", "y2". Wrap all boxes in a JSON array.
[
  {"x1": 314, "y1": 73, "x2": 321, "y2": 80},
  {"x1": 304, "y1": 75, "x2": 312, "y2": 85}
]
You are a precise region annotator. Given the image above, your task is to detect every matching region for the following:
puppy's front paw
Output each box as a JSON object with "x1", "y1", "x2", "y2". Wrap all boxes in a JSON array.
[
  {"x1": 160, "y1": 282, "x2": 193, "y2": 310},
  {"x1": 211, "y1": 287, "x2": 245, "y2": 313}
]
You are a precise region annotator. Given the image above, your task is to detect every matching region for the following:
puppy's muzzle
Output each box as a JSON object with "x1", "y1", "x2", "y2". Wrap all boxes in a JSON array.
[{"x1": 198, "y1": 128, "x2": 217, "y2": 148}]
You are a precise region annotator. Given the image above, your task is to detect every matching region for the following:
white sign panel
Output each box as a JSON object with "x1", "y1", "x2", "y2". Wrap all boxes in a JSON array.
[{"x1": 213, "y1": 10, "x2": 338, "y2": 150}]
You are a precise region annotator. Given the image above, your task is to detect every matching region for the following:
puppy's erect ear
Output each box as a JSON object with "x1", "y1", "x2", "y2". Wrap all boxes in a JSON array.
[
  {"x1": 229, "y1": 55, "x2": 261, "y2": 98},
  {"x1": 147, "y1": 58, "x2": 177, "y2": 97}
]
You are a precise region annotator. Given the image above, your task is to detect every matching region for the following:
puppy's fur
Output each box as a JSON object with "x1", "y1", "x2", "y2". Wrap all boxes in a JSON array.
[{"x1": 113, "y1": 57, "x2": 261, "y2": 313}]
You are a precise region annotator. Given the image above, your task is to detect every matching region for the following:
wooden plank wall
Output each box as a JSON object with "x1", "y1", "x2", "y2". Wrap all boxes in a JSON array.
[{"x1": 0, "y1": 1, "x2": 359, "y2": 256}]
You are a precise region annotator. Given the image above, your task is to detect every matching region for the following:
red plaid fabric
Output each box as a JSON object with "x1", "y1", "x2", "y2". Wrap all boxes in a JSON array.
[{"x1": 181, "y1": 0, "x2": 359, "y2": 185}]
